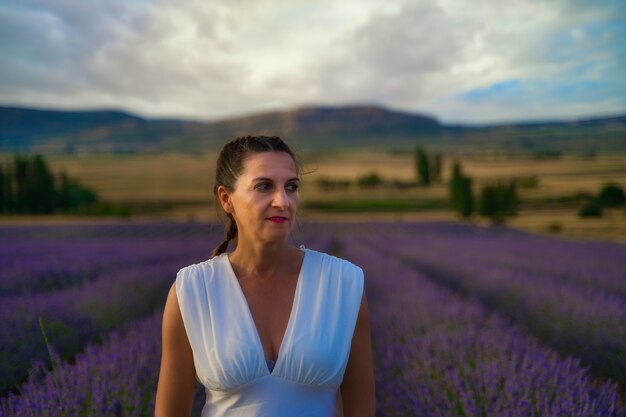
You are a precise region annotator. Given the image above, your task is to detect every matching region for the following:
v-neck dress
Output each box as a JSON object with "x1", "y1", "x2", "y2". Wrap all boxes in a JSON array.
[{"x1": 175, "y1": 247, "x2": 364, "y2": 417}]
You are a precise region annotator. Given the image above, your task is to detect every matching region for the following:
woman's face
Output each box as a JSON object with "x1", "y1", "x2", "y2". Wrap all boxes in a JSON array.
[{"x1": 219, "y1": 151, "x2": 300, "y2": 245}]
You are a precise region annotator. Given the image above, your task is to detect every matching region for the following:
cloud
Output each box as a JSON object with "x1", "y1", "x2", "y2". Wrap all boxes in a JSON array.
[
  {"x1": 0, "y1": 0, "x2": 624, "y2": 122},
  {"x1": 0, "y1": 0, "x2": 254, "y2": 117},
  {"x1": 262, "y1": 0, "x2": 626, "y2": 122},
  {"x1": 263, "y1": 1, "x2": 478, "y2": 109}
]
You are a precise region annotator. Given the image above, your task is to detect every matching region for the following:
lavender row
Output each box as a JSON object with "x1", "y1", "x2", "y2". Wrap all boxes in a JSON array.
[
  {"x1": 339, "y1": 236, "x2": 624, "y2": 417},
  {"x1": 0, "y1": 224, "x2": 322, "y2": 392},
  {"x1": 1, "y1": 225, "x2": 622, "y2": 416},
  {"x1": 385, "y1": 222, "x2": 626, "y2": 300},
  {"x1": 0, "y1": 220, "x2": 321, "y2": 298},
  {"x1": 0, "y1": 238, "x2": 200, "y2": 296},
  {"x1": 0, "y1": 310, "x2": 206, "y2": 417},
  {"x1": 0, "y1": 222, "x2": 229, "y2": 296},
  {"x1": 0, "y1": 250, "x2": 210, "y2": 394},
  {"x1": 351, "y1": 222, "x2": 626, "y2": 387},
  {"x1": 311, "y1": 219, "x2": 625, "y2": 296},
  {"x1": 0, "y1": 225, "x2": 222, "y2": 394},
  {"x1": 0, "y1": 233, "x2": 329, "y2": 417}
]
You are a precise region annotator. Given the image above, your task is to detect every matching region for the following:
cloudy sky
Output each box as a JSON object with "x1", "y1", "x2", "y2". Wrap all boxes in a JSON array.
[{"x1": 1, "y1": 0, "x2": 624, "y2": 124}]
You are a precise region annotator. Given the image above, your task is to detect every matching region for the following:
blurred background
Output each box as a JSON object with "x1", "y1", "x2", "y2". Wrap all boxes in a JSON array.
[
  {"x1": 1, "y1": 1, "x2": 626, "y2": 416},
  {"x1": 1, "y1": 0, "x2": 625, "y2": 241}
]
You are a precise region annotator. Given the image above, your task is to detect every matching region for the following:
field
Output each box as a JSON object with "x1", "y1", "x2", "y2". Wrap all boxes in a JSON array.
[
  {"x1": 2, "y1": 151, "x2": 625, "y2": 242},
  {"x1": 1, "y1": 220, "x2": 625, "y2": 416}
]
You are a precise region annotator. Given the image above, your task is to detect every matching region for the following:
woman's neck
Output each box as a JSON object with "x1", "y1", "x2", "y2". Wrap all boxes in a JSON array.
[{"x1": 228, "y1": 239, "x2": 303, "y2": 279}]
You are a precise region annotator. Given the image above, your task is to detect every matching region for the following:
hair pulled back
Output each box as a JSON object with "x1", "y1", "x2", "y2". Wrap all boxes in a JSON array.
[{"x1": 211, "y1": 136, "x2": 299, "y2": 257}]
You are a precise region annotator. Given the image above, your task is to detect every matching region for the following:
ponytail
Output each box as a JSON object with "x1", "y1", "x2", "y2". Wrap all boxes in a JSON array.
[
  {"x1": 211, "y1": 136, "x2": 298, "y2": 258},
  {"x1": 212, "y1": 213, "x2": 238, "y2": 257}
]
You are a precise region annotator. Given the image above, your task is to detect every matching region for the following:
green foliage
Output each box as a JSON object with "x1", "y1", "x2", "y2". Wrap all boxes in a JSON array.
[
  {"x1": 414, "y1": 146, "x2": 442, "y2": 186},
  {"x1": 456, "y1": 177, "x2": 473, "y2": 217},
  {"x1": 0, "y1": 165, "x2": 4, "y2": 213},
  {"x1": 479, "y1": 181, "x2": 518, "y2": 225},
  {"x1": 597, "y1": 183, "x2": 625, "y2": 208},
  {"x1": 578, "y1": 200, "x2": 603, "y2": 217},
  {"x1": 449, "y1": 161, "x2": 473, "y2": 218},
  {"x1": 415, "y1": 147, "x2": 430, "y2": 185},
  {"x1": 56, "y1": 170, "x2": 99, "y2": 212},
  {"x1": 31, "y1": 155, "x2": 56, "y2": 213},
  {"x1": 0, "y1": 154, "x2": 100, "y2": 214},
  {"x1": 430, "y1": 152, "x2": 442, "y2": 183},
  {"x1": 357, "y1": 172, "x2": 383, "y2": 188}
]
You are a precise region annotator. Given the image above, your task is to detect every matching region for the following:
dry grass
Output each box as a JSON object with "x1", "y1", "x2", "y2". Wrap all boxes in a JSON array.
[
  {"x1": 2, "y1": 151, "x2": 626, "y2": 242},
  {"x1": 46, "y1": 153, "x2": 217, "y2": 202},
  {"x1": 39, "y1": 152, "x2": 626, "y2": 203},
  {"x1": 504, "y1": 208, "x2": 626, "y2": 243}
]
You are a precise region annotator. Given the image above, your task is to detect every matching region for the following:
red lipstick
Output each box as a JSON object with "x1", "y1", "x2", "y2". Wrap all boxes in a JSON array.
[{"x1": 267, "y1": 216, "x2": 288, "y2": 223}]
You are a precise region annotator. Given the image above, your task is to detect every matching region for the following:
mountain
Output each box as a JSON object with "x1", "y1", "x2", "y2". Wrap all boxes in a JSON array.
[
  {"x1": 1, "y1": 104, "x2": 625, "y2": 154},
  {"x1": 0, "y1": 106, "x2": 201, "y2": 154}
]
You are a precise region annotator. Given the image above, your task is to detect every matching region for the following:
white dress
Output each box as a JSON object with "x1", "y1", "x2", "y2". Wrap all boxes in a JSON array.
[{"x1": 175, "y1": 247, "x2": 364, "y2": 417}]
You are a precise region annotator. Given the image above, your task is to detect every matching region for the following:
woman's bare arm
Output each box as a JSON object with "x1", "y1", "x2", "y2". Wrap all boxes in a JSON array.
[
  {"x1": 340, "y1": 290, "x2": 376, "y2": 417},
  {"x1": 155, "y1": 283, "x2": 197, "y2": 417}
]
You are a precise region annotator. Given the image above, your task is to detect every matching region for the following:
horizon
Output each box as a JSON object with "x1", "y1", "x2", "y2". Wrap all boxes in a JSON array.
[{"x1": 1, "y1": 101, "x2": 625, "y2": 128}]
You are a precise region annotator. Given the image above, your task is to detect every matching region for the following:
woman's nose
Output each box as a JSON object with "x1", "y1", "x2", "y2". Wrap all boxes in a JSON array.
[{"x1": 272, "y1": 188, "x2": 289, "y2": 208}]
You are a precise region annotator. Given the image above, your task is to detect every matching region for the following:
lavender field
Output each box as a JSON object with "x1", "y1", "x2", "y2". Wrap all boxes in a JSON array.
[{"x1": 1, "y1": 221, "x2": 625, "y2": 416}]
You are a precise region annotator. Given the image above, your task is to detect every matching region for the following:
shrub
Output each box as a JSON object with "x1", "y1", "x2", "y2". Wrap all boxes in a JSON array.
[
  {"x1": 449, "y1": 161, "x2": 473, "y2": 219},
  {"x1": 315, "y1": 177, "x2": 351, "y2": 192},
  {"x1": 578, "y1": 200, "x2": 603, "y2": 217},
  {"x1": 357, "y1": 172, "x2": 383, "y2": 188},
  {"x1": 598, "y1": 183, "x2": 625, "y2": 208},
  {"x1": 479, "y1": 182, "x2": 518, "y2": 225}
]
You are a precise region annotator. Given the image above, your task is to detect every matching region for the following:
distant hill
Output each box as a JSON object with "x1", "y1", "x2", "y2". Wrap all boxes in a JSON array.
[
  {"x1": 0, "y1": 106, "x2": 200, "y2": 154},
  {"x1": 1, "y1": 104, "x2": 625, "y2": 154}
]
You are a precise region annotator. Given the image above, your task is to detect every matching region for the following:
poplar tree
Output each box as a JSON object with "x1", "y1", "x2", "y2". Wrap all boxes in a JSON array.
[
  {"x1": 449, "y1": 160, "x2": 473, "y2": 218},
  {"x1": 31, "y1": 155, "x2": 56, "y2": 213},
  {"x1": 430, "y1": 152, "x2": 442, "y2": 183},
  {"x1": 14, "y1": 155, "x2": 28, "y2": 213},
  {"x1": 0, "y1": 154, "x2": 99, "y2": 215},
  {"x1": 0, "y1": 165, "x2": 4, "y2": 213},
  {"x1": 415, "y1": 147, "x2": 430, "y2": 185}
]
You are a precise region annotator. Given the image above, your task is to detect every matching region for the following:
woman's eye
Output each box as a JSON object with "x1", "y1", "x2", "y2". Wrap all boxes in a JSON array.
[
  {"x1": 286, "y1": 183, "x2": 299, "y2": 192},
  {"x1": 255, "y1": 182, "x2": 271, "y2": 191}
]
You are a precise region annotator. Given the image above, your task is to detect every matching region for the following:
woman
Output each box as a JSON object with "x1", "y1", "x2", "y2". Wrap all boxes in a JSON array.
[{"x1": 155, "y1": 136, "x2": 375, "y2": 416}]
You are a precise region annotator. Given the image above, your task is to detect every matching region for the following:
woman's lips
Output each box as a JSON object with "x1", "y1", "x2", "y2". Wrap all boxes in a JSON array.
[{"x1": 267, "y1": 216, "x2": 288, "y2": 223}]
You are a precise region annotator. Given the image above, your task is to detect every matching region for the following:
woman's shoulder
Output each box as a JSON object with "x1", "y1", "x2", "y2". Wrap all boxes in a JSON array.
[
  {"x1": 303, "y1": 245, "x2": 361, "y2": 266},
  {"x1": 175, "y1": 254, "x2": 227, "y2": 288},
  {"x1": 303, "y1": 246, "x2": 364, "y2": 279},
  {"x1": 302, "y1": 247, "x2": 364, "y2": 306}
]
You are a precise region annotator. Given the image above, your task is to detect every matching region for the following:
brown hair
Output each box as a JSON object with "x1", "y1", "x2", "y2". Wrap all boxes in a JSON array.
[{"x1": 211, "y1": 136, "x2": 299, "y2": 257}]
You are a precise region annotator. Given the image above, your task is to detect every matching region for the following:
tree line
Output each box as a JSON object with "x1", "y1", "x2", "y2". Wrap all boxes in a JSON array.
[
  {"x1": 416, "y1": 147, "x2": 625, "y2": 224},
  {"x1": 0, "y1": 154, "x2": 98, "y2": 214},
  {"x1": 415, "y1": 147, "x2": 518, "y2": 225}
]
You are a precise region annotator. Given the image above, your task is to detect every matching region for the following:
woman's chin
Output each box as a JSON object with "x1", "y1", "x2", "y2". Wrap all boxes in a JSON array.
[{"x1": 261, "y1": 228, "x2": 292, "y2": 242}]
